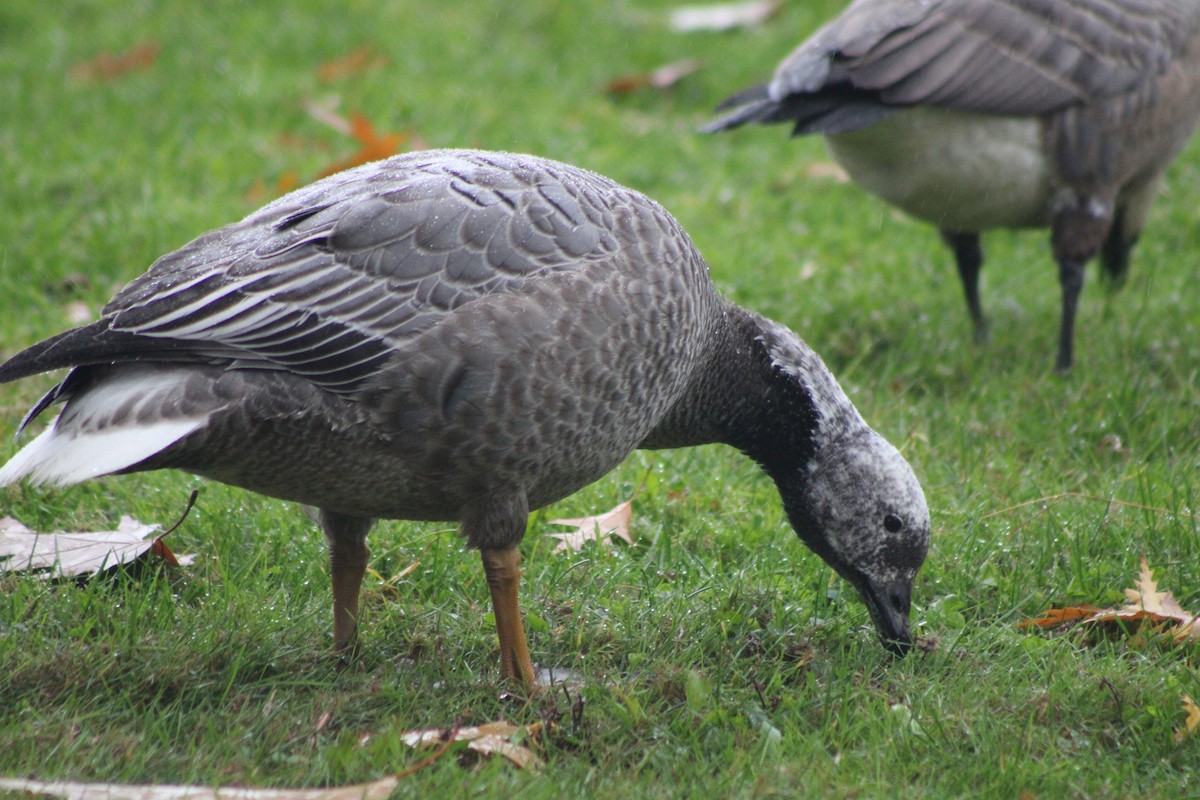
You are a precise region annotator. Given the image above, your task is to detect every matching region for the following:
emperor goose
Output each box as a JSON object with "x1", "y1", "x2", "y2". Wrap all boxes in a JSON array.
[
  {"x1": 704, "y1": 0, "x2": 1200, "y2": 371},
  {"x1": 0, "y1": 150, "x2": 930, "y2": 686}
]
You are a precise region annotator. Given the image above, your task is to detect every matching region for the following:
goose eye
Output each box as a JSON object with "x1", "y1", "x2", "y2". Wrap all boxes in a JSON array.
[{"x1": 883, "y1": 514, "x2": 903, "y2": 533}]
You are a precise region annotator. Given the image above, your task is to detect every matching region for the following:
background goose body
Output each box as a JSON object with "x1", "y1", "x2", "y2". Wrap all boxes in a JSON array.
[
  {"x1": 705, "y1": 0, "x2": 1200, "y2": 371},
  {"x1": 0, "y1": 150, "x2": 929, "y2": 686}
]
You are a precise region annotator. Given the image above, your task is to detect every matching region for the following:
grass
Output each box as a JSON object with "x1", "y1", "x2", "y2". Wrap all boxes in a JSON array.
[{"x1": 0, "y1": 1, "x2": 1197, "y2": 797}]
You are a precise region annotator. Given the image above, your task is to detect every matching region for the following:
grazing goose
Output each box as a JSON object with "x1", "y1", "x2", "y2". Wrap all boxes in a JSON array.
[
  {"x1": 704, "y1": 0, "x2": 1200, "y2": 371},
  {"x1": 0, "y1": 150, "x2": 929, "y2": 686}
]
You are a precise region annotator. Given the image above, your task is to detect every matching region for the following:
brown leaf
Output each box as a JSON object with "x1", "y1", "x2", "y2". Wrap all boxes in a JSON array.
[
  {"x1": 401, "y1": 721, "x2": 544, "y2": 770},
  {"x1": 804, "y1": 161, "x2": 850, "y2": 183},
  {"x1": 69, "y1": 42, "x2": 159, "y2": 84},
  {"x1": 1176, "y1": 694, "x2": 1200, "y2": 742},
  {"x1": 303, "y1": 101, "x2": 423, "y2": 178},
  {"x1": 546, "y1": 499, "x2": 634, "y2": 554},
  {"x1": 302, "y1": 96, "x2": 354, "y2": 136},
  {"x1": 607, "y1": 58, "x2": 703, "y2": 94},
  {"x1": 669, "y1": 0, "x2": 781, "y2": 32},
  {"x1": 0, "y1": 776, "x2": 400, "y2": 800},
  {"x1": 316, "y1": 113, "x2": 412, "y2": 176},
  {"x1": 63, "y1": 301, "x2": 94, "y2": 325},
  {"x1": 1090, "y1": 556, "x2": 1200, "y2": 639},
  {"x1": 1023, "y1": 557, "x2": 1200, "y2": 643},
  {"x1": 317, "y1": 46, "x2": 388, "y2": 82},
  {"x1": 1125, "y1": 556, "x2": 1169, "y2": 611},
  {"x1": 0, "y1": 516, "x2": 194, "y2": 580},
  {"x1": 244, "y1": 171, "x2": 302, "y2": 205},
  {"x1": 1018, "y1": 605, "x2": 1104, "y2": 629}
]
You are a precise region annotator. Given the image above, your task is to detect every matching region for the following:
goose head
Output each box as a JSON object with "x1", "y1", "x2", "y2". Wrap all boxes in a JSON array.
[
  {"x1": 784, "y1": 427, "x2": 929, "y2": 653},
  {"x1": 750, "y1": 320, "x2": 930, "y2": 653}
]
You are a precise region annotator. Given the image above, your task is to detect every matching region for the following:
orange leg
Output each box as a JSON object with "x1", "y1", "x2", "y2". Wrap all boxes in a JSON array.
[
  {"x1": 481, "y1": 547, "x2": 537, "y2": 688},
  {"x1": 321, "y1": 511, "x2": 373, "y2": 657}
]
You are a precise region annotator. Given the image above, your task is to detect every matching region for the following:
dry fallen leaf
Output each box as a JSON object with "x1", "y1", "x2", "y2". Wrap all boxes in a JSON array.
[
  {"x1": 303, "y1": 96, "x2": 354, "y2": 136},
  {"x1": 402, "y1": 720, "x2": 545, "y2": 770},
  {"x1": 1020, "y1": 605, "x2": 1104, "y2": 629},
  {"x1": 805, "y1": 161, "x2": 850, "y2": 183},
  {"x1": 63, "y1": 301, "x2": 94, "y2": 325},
  {"x1": 1022, "y1": 557, "x2": 1200, "y2": 643},
  {"x1": 0, "y1": 515, "x2": 193, "y2": 579},
  {"x1": 244, "y1": 171, "x2": 301, "y2": 205},
  {"x1": 546, "y1": 499, "x2": 634, "y2": 554},
  {"x1": 669, "y1": 0, "x2": 781, "y2": 32},
  {"x1": 607, "y1": 58, "x2": 703, "y2": 94},
  {"x1": 1176, "y1": 694, "x2": 1200, "y2": 742},
  {"x1": 69, "y1": 41, "x2": 159, "y2": 83},
  {"x1": 302, "y1": 101, "x2": 423, "y2": 178},
  {"x1": 0, "y1": 775, "x2": 400, "y2": 800},
  {"x1": 318, "y1": 45, "x2": 388, "y2": 82}
]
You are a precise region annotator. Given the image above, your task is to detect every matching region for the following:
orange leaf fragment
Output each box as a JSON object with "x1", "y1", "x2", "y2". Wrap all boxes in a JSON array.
[
  {"x1": 1018, "y1": 605, "x2": 1103, "y2": 629},
  {"x1": 1176, "y1": 695, "x2": 1200, "y2": 742},
  {"x1": 607, "y1": 58, "x2": 703, "y2": 94},
  {"x1": 246, "y1": 170, "x2": 303, "y2": 205},
  {"x1": 315, "y1": 112, "x2": 422, "y2": 178},
  {"x1": 546, "y1": 499, "x2": 634, "y2": 554},
  {"x1": 69, "y1": 41, "x2": 159, "y2": 83},
  {"x1": 318, "y1": 46, "x2": 388, "y2": 82}
]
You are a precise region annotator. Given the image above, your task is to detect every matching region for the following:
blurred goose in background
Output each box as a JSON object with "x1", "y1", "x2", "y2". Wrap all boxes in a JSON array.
[
  {"x1": 704, "y1": 0, "x2": 1200, "y2": 371},
  {"x1": 0, "y1": 150, "x2": 930, "y2": 687}
]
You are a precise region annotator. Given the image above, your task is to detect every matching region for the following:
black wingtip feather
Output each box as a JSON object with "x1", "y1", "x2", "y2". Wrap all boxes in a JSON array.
[
  {"x1": 702, "y1": 82, "x2": 894, "y2": 136},
  {"x1": 0, "y1": 324, "x2": 196, "y2": 385},
  {"x1": 699, "y1": 85, "x2": 775, "y2": 133}
]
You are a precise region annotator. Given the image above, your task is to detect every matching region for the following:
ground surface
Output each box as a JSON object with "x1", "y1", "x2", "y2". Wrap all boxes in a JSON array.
[{"x1": 0, "y1": 2, "x2": 1197, "y2": 797}]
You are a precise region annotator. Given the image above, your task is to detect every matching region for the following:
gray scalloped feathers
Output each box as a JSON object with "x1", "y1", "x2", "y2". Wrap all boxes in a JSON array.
[{"x1": 0, "y1": 150, "x2": 929, "y2": 684}]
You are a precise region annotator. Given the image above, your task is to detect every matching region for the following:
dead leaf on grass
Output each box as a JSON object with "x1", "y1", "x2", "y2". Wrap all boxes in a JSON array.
[
  {"x1": 546, "y1": 499, "x2": 634, "y2": 554},
  {"x1": 69, "y1": 41, "x2": 159, "y2": 83},
  {"x1": 244, "y1": 170, "x2": 301, "y2": 205},
  {"x1": 0, "y1": 775, "x2": 400, "y2": 800},
  {"x1": 0, "y1": 493, "x2": 197, "y2": 579},
  {"x1": 63, "y1": 301, "x2": 94, "y2": 325},
  {"x1": 1176, "y1": 694, "x2": 1200, "y2": 742},
  {"x1": 804, "y1": 161, "x2": 850, "y2": 183},
  {"x1": 669, "y1": 0, "x2": 781, "y2": 32},
  {"x1": 607, "y1": 58, "x2": 703, "y2": 94},
  {"x1": 1022, "y1": 556, "x2": 1200, "y2": 644},
  {"x1": 302, "y1": 96, "x2": 355, "y2": 136},
  {"x1": 302, "y1": 100, "x2": 425, "y2": 178},
  {"x1": 401, "y1": 720, "x2": 545, "y2": 769},
  {"x1": 1020, "y1": 605, "x2": 1104, "y2": 629},
  {"x1": 317, "y1": 45, "x2": 388, "y2": 82}
]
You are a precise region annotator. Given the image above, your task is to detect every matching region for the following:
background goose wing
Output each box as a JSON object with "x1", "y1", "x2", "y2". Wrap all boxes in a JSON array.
[{"x1": 770, "y1": 0, "x2": 1188, "y2": 117}]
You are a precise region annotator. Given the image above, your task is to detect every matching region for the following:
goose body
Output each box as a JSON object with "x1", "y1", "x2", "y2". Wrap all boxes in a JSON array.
[
  {"x1": 705, "y1": 0, "x2": 1200, "y2": 371},
  {"x1": 0, "y1": 150, "x2": 930, "y2": 684}
]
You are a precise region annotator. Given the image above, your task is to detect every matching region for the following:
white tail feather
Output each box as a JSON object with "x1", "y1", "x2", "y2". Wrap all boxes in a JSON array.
[
  {"x1": 0, "y1": 416, "x2": 205, "y2": 486},
  {"x1": 0, "y1": 367, "x2": 212, "y2": 487}
]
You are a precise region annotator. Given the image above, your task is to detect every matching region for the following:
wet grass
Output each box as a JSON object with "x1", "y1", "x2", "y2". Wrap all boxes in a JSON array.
[{"x1": 0, "y1": 1, "x2": 1197, "y2": 797}]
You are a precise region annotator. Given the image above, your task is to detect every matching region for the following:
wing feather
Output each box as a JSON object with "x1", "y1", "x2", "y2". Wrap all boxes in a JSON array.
[
  {"x1": 61, "y1": 152, "x2": 628, "y2": 393},
  {"x1": 768, "y1": 0, "x2": 1192, "y2": 117}
]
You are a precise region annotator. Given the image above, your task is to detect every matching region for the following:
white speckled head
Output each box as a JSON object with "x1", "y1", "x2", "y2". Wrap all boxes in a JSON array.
[
  {"x1": 755, "y1": 319, "x2": 931, "y2": 652},
  {"x1": 798, "y1": 426, "x2": 930, "y2": 651}
]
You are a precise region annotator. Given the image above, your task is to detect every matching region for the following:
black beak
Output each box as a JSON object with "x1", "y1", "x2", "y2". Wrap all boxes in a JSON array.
[{"x1": 859, "y1": 577, "x2": 914, "y2": 656}]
